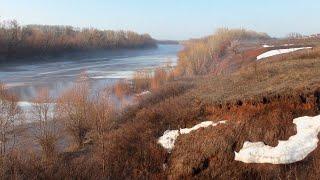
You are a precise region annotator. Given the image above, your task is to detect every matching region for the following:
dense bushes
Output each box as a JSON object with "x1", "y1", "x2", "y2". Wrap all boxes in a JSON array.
[
  {"x1": 0, "y1": 20, "x2": 156, "y2": 60},
  {"x1": 175, "y1": 28, "x2": 270, "y2": 76}
]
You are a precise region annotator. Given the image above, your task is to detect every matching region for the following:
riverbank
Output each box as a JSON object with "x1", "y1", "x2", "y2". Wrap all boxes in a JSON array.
[{"x1": 0, "y1": 20, "x2": 157, "y2": 61}]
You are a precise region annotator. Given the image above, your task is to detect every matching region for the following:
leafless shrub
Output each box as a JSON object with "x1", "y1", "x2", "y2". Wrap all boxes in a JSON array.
[
  {"x1": 56, "y1": 81, "x2": 91, "y2": 150},
  {"x1": 0, "y1": 83, "x2": 22, "y2": 156},
  {"x1": 31, "y1": 88, "x2": 59, "y2": 161},
  {"x1": 90, "y1": 90, "x2": 117, "y2": 173}
]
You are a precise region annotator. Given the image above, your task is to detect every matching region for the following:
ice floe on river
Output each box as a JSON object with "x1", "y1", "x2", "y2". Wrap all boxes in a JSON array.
[
  {"x1": 158, "y1": 121, "x2": 226, "y2": 152},
  {"x1": 257, "y1": 47, "x2": 312, "y2": 60},
  {"x1": 235, "y1": 115, "x2": 320, "y2": 164}
]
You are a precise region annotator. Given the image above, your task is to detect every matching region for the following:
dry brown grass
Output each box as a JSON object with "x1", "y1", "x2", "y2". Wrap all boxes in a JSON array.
[
  {"x1": 168, "y1": 99, "x2": 319, "y2": 179},
  {"x1": 185, "y1": 50, "x2": 320, "y2": 105},
  {"x1": 132, "y1": 66, "x2": 175, "y2": 93},
  {"x1": 132, "y1": 70, "x2": 152, "y2": 92},
  {"x1": 113, "y1": 80, "x2": 132, "y2": 99},
  {"x1": 150, "y1": 67, "x2": 174, "y2": 90},
  {"x1": 175, "y1": 28, "x2": 270, "y2": 76}
]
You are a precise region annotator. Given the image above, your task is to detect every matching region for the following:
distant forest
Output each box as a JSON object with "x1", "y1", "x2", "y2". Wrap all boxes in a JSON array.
[{"x1": 0, "y1": 20, "x2": 157, "y2": 61}]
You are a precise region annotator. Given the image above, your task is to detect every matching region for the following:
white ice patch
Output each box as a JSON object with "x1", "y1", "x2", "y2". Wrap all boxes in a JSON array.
[
  {"x1": 257, "y1": 47, "x2": 312, "y2": 60},
  {"x1": 17, "y1": 101, "x2": 35, "y2": 107},
  {"x1": 262, "y1": 45, "x2": 274, "y2": 48},
  {"x1": 235, "y1": 115, "x2": 320, "y2": 164},
  {"x1": 135, "y1": 91, "x2": 151, "y2": 97},
  {"x1": 90, "y1": 71, "x2": 135, "y2": 79},
  {"x1": 283, "y1": 44, "x2": 294, "y2": 46},
  {"x1": 158, "y1": 121, "x2": 226, "y2": 152}
]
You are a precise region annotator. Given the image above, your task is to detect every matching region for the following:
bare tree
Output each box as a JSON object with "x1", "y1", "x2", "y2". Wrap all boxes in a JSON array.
[
  {"x1": 0, "y1": 83, "x2": 22, "y2": 156},
  {"x1": 31, "y1": 89, "x2": 58, "y2": 161},
  {"x1": 56, "y1": 77, "x2": 91, "y2": 149},
  {"x1": 287, "y1": 32, "x2": 303, "y2": 39},
  {"x1": 90, "y1": 89, "x2": 116, "y2": 173}
]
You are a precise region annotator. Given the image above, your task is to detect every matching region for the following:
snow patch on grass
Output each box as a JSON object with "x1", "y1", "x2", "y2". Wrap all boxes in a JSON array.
[
  {"x1": 158, "y1": 121, "x2": 226, "y2": 152},
  {"x1": 257, "y1": 47, "x2": 312, "y2": 60},
  {"x1": 262, "y1": 45, "x2": 274, "y2": 48},
  {"x1": 158, "y1": 130, "x2": 180, "y2": 151},
  {"x1": 135, "y1": 90, "x2": 151, "y2": 97},
  {"x1": 235, "y1": 115, "x2": 320, "y2": 164}
]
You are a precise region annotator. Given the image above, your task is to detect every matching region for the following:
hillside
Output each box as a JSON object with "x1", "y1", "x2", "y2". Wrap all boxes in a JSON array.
[{"x1": 94, "y1": 34, "x2": 320, "y2": 179}]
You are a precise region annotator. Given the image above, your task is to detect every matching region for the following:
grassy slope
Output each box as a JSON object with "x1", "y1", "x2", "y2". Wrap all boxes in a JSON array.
[
  {"x1": 80, "y1": 45, "x2": 320, "y2": 179},
  {"x1": 167, "y1": 47, "x2": 320, "y2": 179}
]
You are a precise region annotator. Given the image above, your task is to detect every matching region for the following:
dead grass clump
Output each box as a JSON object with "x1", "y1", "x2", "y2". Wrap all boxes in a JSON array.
[
  {"x1": 137, "y1": 81, "x2": 194, "y2": 108},
  {"x1": 113, "y1": 80, "x2": 132, "y2": 99},
  {"x1": 150, "y1": 68, "x2": 173, "y2": 90},
  {"x1": 132, "y1": 70, "x2": 151, "y2": 92},
  {"x1": 95, "y1": 120, "x2": 166, "y2": 179},
  {"x1": 132, "y1": 66, "x2": 176, "y2": 93}
]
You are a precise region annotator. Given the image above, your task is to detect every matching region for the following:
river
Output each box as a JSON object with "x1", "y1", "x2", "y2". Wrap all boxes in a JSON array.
[{"x1": 0, "y1": 44, "x2": 182, "y2": 101}]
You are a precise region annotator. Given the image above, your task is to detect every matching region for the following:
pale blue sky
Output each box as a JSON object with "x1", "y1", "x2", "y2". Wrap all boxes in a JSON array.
[{"x1": 1, "y1": 0, "x2": 319, "y2": 40}]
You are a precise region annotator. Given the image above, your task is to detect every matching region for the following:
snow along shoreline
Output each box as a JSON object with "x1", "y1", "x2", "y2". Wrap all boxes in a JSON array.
[
  {"x1": 158, "y1": 121, "x2": 226, "y2": 152},
  {"x1": 257, "y1": 47, "x2": 312, "y2": 60},
  {"x1": 235, "y1": 115, "x2": 320, "y2": 164}
]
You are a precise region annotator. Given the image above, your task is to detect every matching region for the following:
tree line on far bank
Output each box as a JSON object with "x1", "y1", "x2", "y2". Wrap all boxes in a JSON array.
[{"x1": 0, "y1": 20, "x2": 157, "y2": 61}]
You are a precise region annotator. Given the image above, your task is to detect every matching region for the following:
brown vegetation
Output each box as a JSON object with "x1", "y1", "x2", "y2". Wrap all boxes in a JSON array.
[
  {"x1": 1, "y1": 29, "x2": 320, "y2": 179},
  {"x1": 56, "y1": 82, "x2": 92, "y2": 149},
  {"x1": 132, "y1": 65, "x2": 175, "y2": 93},
  {"x1": 31, "y1": 89, "x2": 59, "y2": 161},
  {"x1": 0, "y1": 83, "x2": 22, "y2": 156},
  {"x1": 176, "y1": 28, "x2": 270, "y2": 76},
  {"x1": 132, "y1": 70, "x2": 152, "y2": 92},
  {"x1": 113, "y1": 80, "x2": 132, "y2": 100}
]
